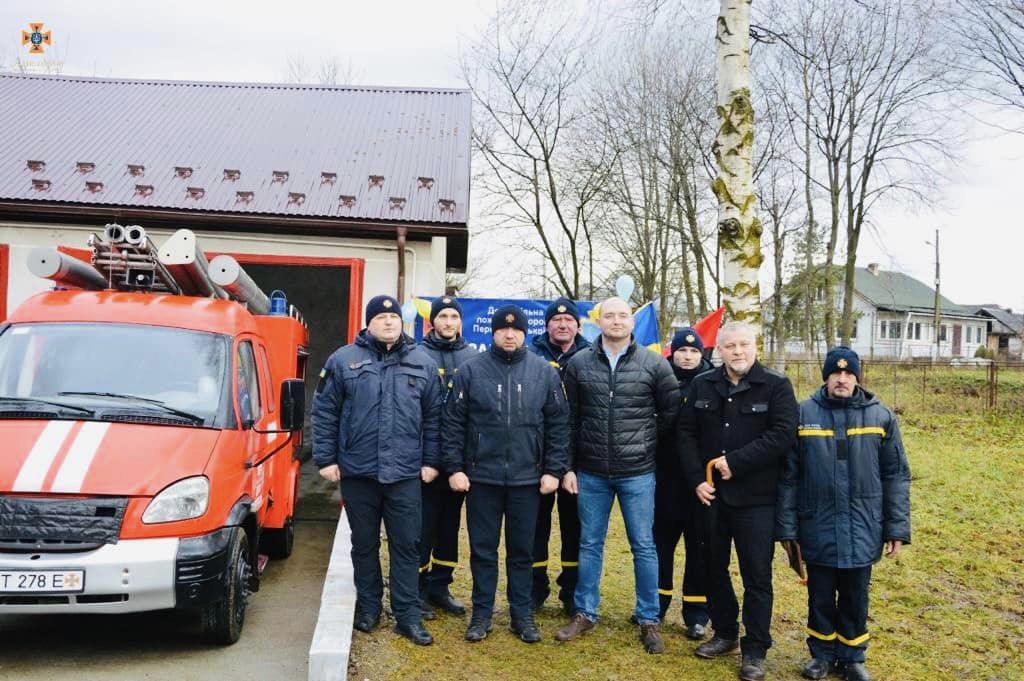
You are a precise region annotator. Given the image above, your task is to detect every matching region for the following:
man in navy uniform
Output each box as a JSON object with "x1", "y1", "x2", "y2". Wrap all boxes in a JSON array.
[
  {"x1": 777, "y1": 347, "x2": 911, "y2": 681},
  {"x1": 418, "y1": 295, "x2": 477, "y2": 619},
  {"x1": 444, "y1": 304, "x2": 569, "y2": 644},
  {"x1": 312, "y1": 294, "x2": 442, "y2": 646},
  {"x1": 529, "y1": 296, "x2": 591, "y2": 613}
]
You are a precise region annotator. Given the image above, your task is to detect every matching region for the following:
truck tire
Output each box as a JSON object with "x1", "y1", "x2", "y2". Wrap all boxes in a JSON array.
[
  {"x1": 260, "y1": 515, "x2": 294, "y2": 559},
  {"x1": 201, "y1": 528, "x2": 251, "y2": 645}
]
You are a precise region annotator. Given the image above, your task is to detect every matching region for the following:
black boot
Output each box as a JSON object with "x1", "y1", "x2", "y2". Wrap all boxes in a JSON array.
[
  {"x1": 394, "y1": 621, "x2": 433, "y2": 646},
  {"x1": 428, "y1": 589, "x2": 466, "y2": 615},
  {"x1": 694, "y1": 636, "x2": 739, "y2": 658},
  {"x1": 510, "y1": 616, "x2": 542, "y2": 643},
  {"x1": 465, "y1": 617, "x2": 493, "y2": 642},
  {"x1": 844, "y1": 662, "x2": 870, "y2": 681},
  {"x1": 684, "y1": 622, "x2": 707, "y2": 641},
  {"x1": 353, "y1": 608, "x2": 381, "y2": 633},
  {"x1": 802, "y1": 658, "x2": 832, "y2": 680},
  {"x1": 739, "y1": 655, "x2": 766, "y2": 681}
]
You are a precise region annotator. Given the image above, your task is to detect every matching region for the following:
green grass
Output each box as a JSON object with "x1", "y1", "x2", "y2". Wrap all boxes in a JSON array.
[{"x1": 348, "y1": 411, "x2": 1024, "y2": 680}]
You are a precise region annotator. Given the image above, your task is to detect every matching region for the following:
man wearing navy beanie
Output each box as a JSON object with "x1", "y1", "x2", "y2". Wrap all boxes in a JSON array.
[
  {"x1": 530, "y1": 296, "x2": 591, "y2": 614},
  {"x1": 777, "y1": 346, "x2": 910, "y2": 681}
]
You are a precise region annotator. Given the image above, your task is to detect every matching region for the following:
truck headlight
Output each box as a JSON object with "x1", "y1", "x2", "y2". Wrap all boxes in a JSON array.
[{"x1": 142, "y1": 476, "x2": 209, "y2": 524}]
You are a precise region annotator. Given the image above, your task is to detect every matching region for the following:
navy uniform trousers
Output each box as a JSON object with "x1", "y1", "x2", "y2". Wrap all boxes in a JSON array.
[
  {"x1": 806, "y1": 563, "x2": 872, "y2": 663},
  {"x1": 419, "y1": 478, "x2": 466, "y2": 598},
  {"x1": 653, "y1": 490, "x2": 710, "y2": 625}
]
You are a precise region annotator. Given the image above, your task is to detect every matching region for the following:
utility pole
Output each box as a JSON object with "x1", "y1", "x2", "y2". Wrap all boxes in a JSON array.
[{"x1": 933, "y1": 228, "x2": 941, "y2": 360}]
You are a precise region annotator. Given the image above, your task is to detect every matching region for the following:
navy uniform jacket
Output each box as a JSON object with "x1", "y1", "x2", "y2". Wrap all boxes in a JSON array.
[
  {"x1": 776, "y1": 386, "x2": 912, "y2": 568},
  {"x1": 420, "y1": 330, "x2": 478, "y2": 402},
  {"x1": 530, "y1": 331, "x2": 591, "y2": 377},
  {"x1": 312, "y1": 330, "x2": 442, "y2": 483}
]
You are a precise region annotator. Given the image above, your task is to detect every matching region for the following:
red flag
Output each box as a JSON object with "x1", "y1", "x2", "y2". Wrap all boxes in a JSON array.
[{"x1": 693, "y1": 306, "x2": 726, "y2": 348}]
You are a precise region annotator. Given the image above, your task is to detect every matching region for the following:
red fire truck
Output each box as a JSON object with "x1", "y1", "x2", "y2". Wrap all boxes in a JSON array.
[{"x1": 0, "y1": 225, "x2": 308, "y2": 643}]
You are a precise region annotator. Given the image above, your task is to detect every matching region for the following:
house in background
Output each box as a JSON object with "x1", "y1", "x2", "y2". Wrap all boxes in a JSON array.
[
  {"x1": 783, "y1": 263, "x2": 989, "y2": 360},
  {"x1": 971, "y1": 306, "x2": 1024, "y2": 360}
]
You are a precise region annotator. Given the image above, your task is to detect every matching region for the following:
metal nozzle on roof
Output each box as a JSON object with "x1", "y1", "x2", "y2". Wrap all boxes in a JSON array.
[
  {"x1": 223, "y1": 169, "x2": 241, "y2": 181},
  {"x1": 31, "y1": 178, "x2": 51, "y2": 191},
  {"x1": 26, "y1": 160, "x2": 46, "y2": 172},
  {"x1": 128, "y1": 164, "x2": 145, "y2": 176},
  {"x1": 85, "y1": 181, "x2": 104, "y2": 193},
  {"x1": 321, "y1": 172, "x2": 337, "y2": 185},
  {"x1": 368, "y1": 174, "x2": 384, "y2": 188},
  {"x1": 417, "y1": 176, "x2": 434, "y2": 189},
  {"x1": 288, "y1": 192, "x2": 305, "y2": 205},
  {"x1": 76, "y1": 161, "x2": 96, "y2": 174},
  {"x1": 186, "y1": 187, "x2": 205, "y2": 200},
  {"x1": 236, "y1": 191, "x2": 254, "y2": 204},
  {"x1": 175, "y1": 166, "x2": 193, "y2": 179},
  {"x1": 135, "y1": 184, "x2": 154, "y2": 197},
  {"x1": 438, "y1": 199, "x2": 455, "y2": 213},
  {"x1": 272, "y1": 170, "x2": 289, "y2": 183},
  {"x1": 339, "y1": 195, "x2": 356, "y2": 208},
  {"x1": 388, "y1": 197, "x2": 406, "y2": 210}
]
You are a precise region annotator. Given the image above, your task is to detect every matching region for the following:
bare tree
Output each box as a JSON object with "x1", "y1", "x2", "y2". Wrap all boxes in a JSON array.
[
  {"x1": 282, "y1": 55, "x2": 357, "y2": 85},
  {"x1": 951, "y1": 0, "x2": 1024, "y2": 117}
]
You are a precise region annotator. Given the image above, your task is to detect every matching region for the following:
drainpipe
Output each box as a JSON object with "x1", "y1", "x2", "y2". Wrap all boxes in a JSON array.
[{"x1": 396, "y1": 227, "x2": 407, "y2": 300}]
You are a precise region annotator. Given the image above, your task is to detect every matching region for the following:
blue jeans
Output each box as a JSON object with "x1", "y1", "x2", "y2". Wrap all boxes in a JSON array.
[{"x1": 574, "y1": 470, "x2": 659, "y2": 624}]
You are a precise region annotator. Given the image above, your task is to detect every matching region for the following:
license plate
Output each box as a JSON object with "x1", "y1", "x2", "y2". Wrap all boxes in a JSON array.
[{"x1": 0, "y1": 570, "x2": 85, "y2": 593}]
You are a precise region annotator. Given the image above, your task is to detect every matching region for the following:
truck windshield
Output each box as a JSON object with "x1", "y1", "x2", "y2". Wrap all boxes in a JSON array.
[{"x1": 0, "y1": 323, "x2": 229, "y2": 425}]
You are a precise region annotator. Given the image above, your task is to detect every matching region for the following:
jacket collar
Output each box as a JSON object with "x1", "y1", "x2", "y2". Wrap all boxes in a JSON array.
[
  {"x1": 356, "y1": 329, "x2": 413, "y2": 359},
  {"x1": 489, "y1": 343, "x2": 527, "y2": 364},
  {"x1": 811, "y1": 384, "x2": 878, "y2": 409},
  {"x1": 423, "y1": 330, "x2": 468, "y2": 352},
  {"x1": 532, "y1": 331, "x2": 590, "y2": 358},
  {"x1": 591, "y1": 334, "x2": 637, "y2": 364}
]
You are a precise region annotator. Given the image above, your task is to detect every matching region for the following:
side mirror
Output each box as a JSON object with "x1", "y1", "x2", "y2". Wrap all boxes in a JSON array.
[{"x1": 279, "y1": 379, "x2": 305, "y2": 432}]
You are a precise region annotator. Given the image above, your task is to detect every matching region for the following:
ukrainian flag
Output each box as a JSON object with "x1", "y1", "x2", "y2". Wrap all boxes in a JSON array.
[{"x1": 633, "y1": 302, "x2": 661, "y2": 353}]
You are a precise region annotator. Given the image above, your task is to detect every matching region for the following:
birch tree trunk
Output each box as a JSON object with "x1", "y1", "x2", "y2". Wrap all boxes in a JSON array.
[{"x1": 713, "y1": 0, "x2": 762, "y2": 333}]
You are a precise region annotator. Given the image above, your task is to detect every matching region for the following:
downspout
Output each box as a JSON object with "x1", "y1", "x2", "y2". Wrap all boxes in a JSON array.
[{"x1": 396, "y1": 227, "x2": 407, "y2": 300}]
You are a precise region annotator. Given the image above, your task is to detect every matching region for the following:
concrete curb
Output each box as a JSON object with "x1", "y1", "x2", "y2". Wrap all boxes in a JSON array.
[{"x1": 308, "y1": 507, "x2": 355, "y2": 681}]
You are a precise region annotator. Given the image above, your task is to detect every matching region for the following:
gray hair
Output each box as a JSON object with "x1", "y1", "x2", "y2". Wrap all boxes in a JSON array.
[{"x1": 717, "y1": 321, "x2": 758, "y2": 345}]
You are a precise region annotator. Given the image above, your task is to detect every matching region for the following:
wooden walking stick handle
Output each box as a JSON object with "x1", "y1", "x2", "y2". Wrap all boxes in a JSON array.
[{"x1": 706, "y1": 456, "x2": 725, "y2": 487}]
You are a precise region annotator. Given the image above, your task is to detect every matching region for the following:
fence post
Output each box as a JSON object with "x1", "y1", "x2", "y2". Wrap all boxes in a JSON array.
[{"x1": 988, "y1": 362, "x2": 997, "y2": 409}]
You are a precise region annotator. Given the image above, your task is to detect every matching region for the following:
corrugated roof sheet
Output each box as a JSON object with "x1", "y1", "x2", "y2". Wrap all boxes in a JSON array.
[
  {"x1": 854, "y1": 267, "x2": 972, "y2": 315},
  {"x1": 0, "y1": 73, "x2": 471, "y2": 225}
]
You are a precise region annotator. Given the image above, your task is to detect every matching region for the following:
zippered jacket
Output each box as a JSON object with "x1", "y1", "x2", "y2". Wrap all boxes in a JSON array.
[
  {"x1": 312, "y1": 330, "x2": 442, "y2": 483},
  {"x1": 442, "y1": 344, "x2": 569, "y2": 485},
  {"x1": 420, "y1": 330, "x2": 478, "y2": 401},
  {"x1": 563, "y1": 336, "x2": 680, "y2": 478}
]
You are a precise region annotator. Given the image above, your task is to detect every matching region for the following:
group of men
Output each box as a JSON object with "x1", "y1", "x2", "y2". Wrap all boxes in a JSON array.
[{"x1": 312, "y1": 293, "x2": 911, "y2": 681}]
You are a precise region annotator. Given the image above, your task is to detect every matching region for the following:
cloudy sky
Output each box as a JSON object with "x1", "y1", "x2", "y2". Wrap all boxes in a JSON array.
[{"x1": 3, "y1": 0, "x2": 1022, "y2": 310}]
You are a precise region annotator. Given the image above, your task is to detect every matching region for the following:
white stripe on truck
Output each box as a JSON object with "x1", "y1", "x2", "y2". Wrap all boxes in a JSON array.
[
  {"x1": 50, "y1": 422, "x2": 111, "y2": 493},
  {"x1": 12, "y1": 421, "x2": 75, "y2": 492}
]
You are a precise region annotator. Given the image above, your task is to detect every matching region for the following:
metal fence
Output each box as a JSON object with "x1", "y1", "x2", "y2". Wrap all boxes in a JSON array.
[{"x1": 777, "y1": 359, "x2": 1024, "y2": 414}]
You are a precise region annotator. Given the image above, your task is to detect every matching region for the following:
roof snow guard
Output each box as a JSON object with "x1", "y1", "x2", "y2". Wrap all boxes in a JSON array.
[{"x1": 0, "y1": 73, "x2": 471, "y2": 268}]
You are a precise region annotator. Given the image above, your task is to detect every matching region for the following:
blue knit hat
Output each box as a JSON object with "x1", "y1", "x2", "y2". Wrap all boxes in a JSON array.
[
  {"x1": 822, "y1": 346, "x2": 861, "y2": 380},
  {"x1": 671, "y1": 327, "x2": 704, "y2": 353},
  {"x1": 430, "y1": 295, "x2": 463, "y2": 323},
  {"x1": 545, "y1": 297, "x2": 581, "y2": 325},
  {"x1": 491, "y1": 304, "x2": 528, "y2": 334},
  {"x1": 365, "y1": 294, "x2": 401, "y2": 324}
]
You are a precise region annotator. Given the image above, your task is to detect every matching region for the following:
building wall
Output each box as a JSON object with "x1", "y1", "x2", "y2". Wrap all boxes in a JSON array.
[{"x1": 0, "y1": 221, "x2": 448, "y2": 319}]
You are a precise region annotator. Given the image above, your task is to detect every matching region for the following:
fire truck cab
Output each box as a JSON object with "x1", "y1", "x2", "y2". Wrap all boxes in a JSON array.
[{"x1": 0, "y1": 226, "x2": 308, "y2": 644}]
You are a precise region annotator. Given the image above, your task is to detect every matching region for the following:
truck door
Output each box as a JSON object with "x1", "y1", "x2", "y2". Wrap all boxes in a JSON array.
[{"x1": 236, "y1": 338, "x2": 271, "y2": 519}]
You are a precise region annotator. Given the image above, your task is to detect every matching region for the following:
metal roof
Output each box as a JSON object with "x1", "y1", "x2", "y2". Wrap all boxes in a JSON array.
[
  {"x1": 972, "y1": 306, "x2": 1024, "y2": 334},
  {"x1": 0, "y1": 73, "x2": 471, "y2": 226},
  {"x1": 854, "y1": 267, "x2": 977, "y2": 316}
]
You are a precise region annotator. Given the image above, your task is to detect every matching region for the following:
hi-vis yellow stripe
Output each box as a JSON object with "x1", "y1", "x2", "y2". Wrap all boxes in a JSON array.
[
  {"x1": 419, "y1": 563, "x2": 431, "y2": 573},
  {"x1": 561, "y1": 561, "x2": 579, "y2": 567},
  {"x1": 806, "y1": 627, "x2": 838, "y2": 641},
  {"x1": 799, "y1": 429, "x2": 834, "y2": 437},
  {"x1": 431, "y1": 558, "x2": 458, "y2": 568},
  {"x1": 847, "y1": 427, "x2": 885, "y2": 437},
  {"x1": 682, "y1": 595, "x2": 708, "y2": 603},
  {"x1": 838, "y1": 632, "x2": 871, "y2": 646},
  {"x1": 657, "y1": 589, "x2": 673, "y2": 596},
  {"x1": 532, "y1": 560, "x2": 549, "y2": 568}
]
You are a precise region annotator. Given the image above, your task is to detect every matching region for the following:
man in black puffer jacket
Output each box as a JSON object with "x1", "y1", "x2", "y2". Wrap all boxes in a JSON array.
[
  {"x1": 443, "y1": 304, "x2": 569, "y2": 644},
  {"x1": 417, "y1": 295, "x2": 478, "y2": 619},
  {"x1": 652, "y1": 327, "x2": 713, "y2": 639},
  {"x1": 777, "y1": 347, "x2": 911, "y2": 681},
  {"x1": 554, "y1": 297, "x2": 679, "y2": 655},
  {"x1": 529, "y1": 296, "x2": 591, "y2": 614},
  {"x1": 677, "y1": 321, "x2": 798, "y2": 681}
]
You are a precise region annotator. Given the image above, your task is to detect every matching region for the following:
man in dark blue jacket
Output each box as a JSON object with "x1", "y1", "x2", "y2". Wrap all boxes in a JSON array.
[
  {"x1": 418, "y1": 295, "x2": 477, "y2": 619},
  {"x1": 652, "y1": 327, "x2": 713, "y2": 638},
  {"x1": 777, "y1": 347, "x2": 911, "y2": 681},
  {"x1": 529, "y1": 296, "x2": 591, "y2": 614},
  {"x1": 312, "y1": 294, "x2": 442, "y2": 646},
  {"x1": 444, "y1": 304, "x2": 569, "y2": 644}
]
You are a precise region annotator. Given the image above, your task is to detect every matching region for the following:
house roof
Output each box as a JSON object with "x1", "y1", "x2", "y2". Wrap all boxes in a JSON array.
[
  {"x1": 854, "y1": 267, "x2": 975, "y2": 316},
  {"x1": 972, "y1": 306, "x2": 1024, "y2": 334},
  {"x1": 0, "y1": 73, "x2": 471, "y2": 264}
]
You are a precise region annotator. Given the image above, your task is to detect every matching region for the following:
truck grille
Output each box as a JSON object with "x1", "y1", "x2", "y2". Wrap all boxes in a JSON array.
[{"x1": 0, "y1": 496, "x2": 128, "y2": 552}]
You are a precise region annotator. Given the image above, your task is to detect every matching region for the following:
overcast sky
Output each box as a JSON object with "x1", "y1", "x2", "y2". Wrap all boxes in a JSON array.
[{"x1": 3, "y1": 0, "x2": 1022, "y2": 310}]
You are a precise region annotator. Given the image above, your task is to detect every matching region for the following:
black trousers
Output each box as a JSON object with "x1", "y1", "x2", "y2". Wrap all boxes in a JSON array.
[
  {"x1": 418, "y1": 478, "x2": 465, "y2": 598},
  {"x1": 704, "y1": 502, "x2": 776, "y2": 657},
  {"x1": 806, "y1": 563, "x2": 873, "y2": 663},
  {"x1": 653, "y1": 489, "x2": 710, "y2": 625},
  {"x1": 467, "y1": 482, "x2": 541, "y2": 621},
  {"x1": 531, "y1": 487, "x2": 580, "y2": 606},
  {"x1": 341, "y1": 476, "x2": 422, "y2": 626}
]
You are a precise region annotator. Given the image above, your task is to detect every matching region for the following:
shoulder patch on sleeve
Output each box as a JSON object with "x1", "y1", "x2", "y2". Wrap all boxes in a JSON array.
[{"x1": 316, "y1": 367, "x2": 331, "y2": 394}]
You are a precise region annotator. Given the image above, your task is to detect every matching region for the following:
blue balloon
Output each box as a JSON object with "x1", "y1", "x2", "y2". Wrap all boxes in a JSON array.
[
  {"x1": 615, "y1": 274, "x2": 635, "y2": 300},
  {"x1": 400, "y1": 300, "x2": 418, "y2": 323}
]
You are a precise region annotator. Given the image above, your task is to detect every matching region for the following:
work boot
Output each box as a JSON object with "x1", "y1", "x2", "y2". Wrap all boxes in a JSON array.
[
  {"x1": 394, "y1": 621, "x2": 433, "y2": 646},
  {"x1": 510, "y1": 616, "x2": 542, "y2": 643},
  {"x1": 352, "y1": 608, "x2": 381, "y2": 633},
  {"x1": 843, "y1": 663, "x2": 870, "y2": 681},
  {"x1": 639, "y1": 623, "x2": 666, "y2": 654},
  {"x1": 685, "y1": 622, "x2": 707, "y2": 641},
  {"x1": 739, "y1": 655, "x2": 766, "y2": 681},
  {"x1": 694, "y1": 636, "x2": 739, "y2": 658},
  {"x1": 428, "y1": 589, "x2": 466, "y2": 615},
  {"x1": 420, "y1": 599, "x2": 436, "y2": 621},
  {"x1": 802, "y1": 658, "x2": 832, "y2": 680},
  {"x1": 554, "y1": 612, "x2": 595, "y2": 642},
  {"x1": 464, "y1": 617, "x2": 492, "y2": 642}
]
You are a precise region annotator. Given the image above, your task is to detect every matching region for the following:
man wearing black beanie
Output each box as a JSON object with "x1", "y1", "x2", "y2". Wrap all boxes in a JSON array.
[
  {"x1": 418, "y1": 295, "x2": 476, "y2": 619},
  {"x1": 443, "y1": 303, "x2": 569, "y2": 644},
  {"x1": 312, "y1": 293, "x2": 442, "y2": 646},
  {"x1": 530, "y1": 296, "x2": 591, "y2": 614}
]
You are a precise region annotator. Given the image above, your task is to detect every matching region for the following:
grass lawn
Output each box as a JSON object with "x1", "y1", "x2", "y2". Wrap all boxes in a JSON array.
[{"x1": 347, "y1": 410, "x2": 1024, "y2": 680}]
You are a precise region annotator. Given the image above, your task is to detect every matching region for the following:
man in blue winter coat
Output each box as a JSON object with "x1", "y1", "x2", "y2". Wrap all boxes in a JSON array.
[
  {"x1": 529, "y1": 296, "x2": 591, "y2": 614},
  {"x1": 443, "y1": 304, "x2": 570, "y2": 644},
  {"x1": 776, "y1": 347, "x2": 911, "y2": 681},
  {"x1": 312, "y1": 294, "x2": 443, "y2": 646}
]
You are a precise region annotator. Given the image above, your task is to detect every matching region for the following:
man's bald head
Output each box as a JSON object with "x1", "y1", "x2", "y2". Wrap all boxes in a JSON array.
[{"x1": 598, "y1": 296, "x2": 634, "y2": 343}]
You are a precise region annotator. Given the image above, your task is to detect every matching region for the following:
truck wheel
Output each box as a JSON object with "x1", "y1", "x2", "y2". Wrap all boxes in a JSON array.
[
  {"x1": 201, "y1": 529, "x2": 251, "y2": 645},
  {"x1": 260, "y1": 515, "x2": 294, "y2": 559}
]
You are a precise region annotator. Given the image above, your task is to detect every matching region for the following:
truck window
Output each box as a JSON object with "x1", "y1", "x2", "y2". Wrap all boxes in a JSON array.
[
  {"x1": 237, "y1": 340, "x2": 262, "y2": 425},
  {"x1": 258, "y1": 344, "x2": 274, "y2": 413}
]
